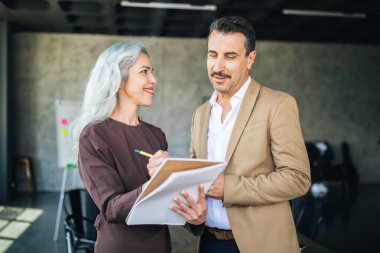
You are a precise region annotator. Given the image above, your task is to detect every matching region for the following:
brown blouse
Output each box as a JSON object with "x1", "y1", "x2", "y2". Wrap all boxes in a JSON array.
[{"x1": 78, "y1": 118, "x2": 171, "y2": 253}]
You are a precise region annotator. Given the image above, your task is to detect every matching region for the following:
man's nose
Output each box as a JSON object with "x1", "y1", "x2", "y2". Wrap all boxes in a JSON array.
[{"x1": 214, "y1": 57, "x2": 225, "y2": 72}]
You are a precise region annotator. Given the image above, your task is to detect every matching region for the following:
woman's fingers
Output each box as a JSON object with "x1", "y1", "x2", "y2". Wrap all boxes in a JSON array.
[
  {"x1": 170, "y1": 185, "x2": 207, "y2": 225},
  {"x1": 170, "y1": 204, "x2": 194, "y2": 221},
  {"x1": 146, "y1": 150, "x2": 169, "y2": 177},
  {"x1": 151, "y1": 150, "x2": 169, "y2": 160},
  {"x1": 173, "y1": 197, "x2": 197, "y2": 219},
  {"x1": 147, "y1": 156, "x2": 164, "y2": 169},
  {"x1": 197, "y1": 185, "x2": 207, "y2": 211},
  {"x1": 147, "y1": 167, "x2": 159, "y2": 177}
]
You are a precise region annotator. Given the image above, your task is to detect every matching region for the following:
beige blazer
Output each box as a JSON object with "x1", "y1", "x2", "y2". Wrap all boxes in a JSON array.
[{"x1": 190, "y1": 80, "x2": 311, "y2": 253}]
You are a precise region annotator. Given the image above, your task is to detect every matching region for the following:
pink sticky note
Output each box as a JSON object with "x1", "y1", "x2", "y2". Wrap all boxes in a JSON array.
[{"x1": 61, "y1": 118, "x2": 68, "y2": 125}]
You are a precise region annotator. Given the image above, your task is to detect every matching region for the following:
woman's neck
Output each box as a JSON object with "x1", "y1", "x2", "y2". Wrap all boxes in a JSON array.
[{"x1": 111, "y1": 104, "x2": 140, "y2": 126}]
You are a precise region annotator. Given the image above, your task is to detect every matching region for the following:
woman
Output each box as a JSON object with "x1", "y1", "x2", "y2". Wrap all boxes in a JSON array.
[{"x1": 71, "y1": 41, "x2": 171, "y2": 253}]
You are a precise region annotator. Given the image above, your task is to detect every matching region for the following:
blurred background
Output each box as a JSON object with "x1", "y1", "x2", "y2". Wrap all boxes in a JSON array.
[{"x1": 0, "y1": 0, "x2": 379, "y2": 252}]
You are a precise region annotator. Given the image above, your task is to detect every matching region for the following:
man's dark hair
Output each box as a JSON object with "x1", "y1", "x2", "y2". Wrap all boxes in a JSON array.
[{"x1": 209, "y1": 16, "x2": 256, "y2": 56}]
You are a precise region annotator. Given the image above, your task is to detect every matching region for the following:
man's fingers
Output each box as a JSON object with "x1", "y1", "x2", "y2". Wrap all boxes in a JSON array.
[
  {"x1": 206, "y1": 184, "x2": 214, "y2": 196},
  {"x1": 206, "y1": 190, "x2": 218, "y2": 198}
]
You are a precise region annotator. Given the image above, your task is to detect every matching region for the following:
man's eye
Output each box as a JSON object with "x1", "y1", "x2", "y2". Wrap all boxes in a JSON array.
[
  {"x1": 226, "y1": 55, "x2": 236, "y2": 59},
  {"x1": 208, "y1": 53, "x2": 217, "y2": 58},
  {"x1": 141, "y1": 69, "x2": 147, "y2": 73}
]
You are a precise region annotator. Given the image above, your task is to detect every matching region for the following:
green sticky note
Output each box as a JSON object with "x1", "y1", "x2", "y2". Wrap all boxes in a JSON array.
[{"x1": 65, "y1": 163, "x2": 78, "y2": 169}]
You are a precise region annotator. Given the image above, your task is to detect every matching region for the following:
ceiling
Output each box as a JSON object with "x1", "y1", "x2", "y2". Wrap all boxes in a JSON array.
[{"x1": 0, "y1": 0, "x2": 379, "y2": 44}]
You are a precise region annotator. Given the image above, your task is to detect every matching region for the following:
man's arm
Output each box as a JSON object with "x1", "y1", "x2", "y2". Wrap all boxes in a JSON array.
[{"x1": 223, "y1": 96, "x2": 311, "y2": 206}]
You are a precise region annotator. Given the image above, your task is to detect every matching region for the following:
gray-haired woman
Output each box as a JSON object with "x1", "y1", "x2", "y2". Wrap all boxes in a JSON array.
[{"x1": 71, "y1": 41, "x2": 171, "y2": 253}]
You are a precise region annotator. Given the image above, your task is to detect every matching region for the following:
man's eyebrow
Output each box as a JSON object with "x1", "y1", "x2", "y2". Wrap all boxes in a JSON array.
[{"x1": 207, "y1": 50, "x2": 239, "y2": 56}]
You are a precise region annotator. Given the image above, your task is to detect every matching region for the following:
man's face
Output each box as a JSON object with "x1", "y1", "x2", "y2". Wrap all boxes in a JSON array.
[{"x1": 207, "y1": 31, "x2": 256, "y2": 97}]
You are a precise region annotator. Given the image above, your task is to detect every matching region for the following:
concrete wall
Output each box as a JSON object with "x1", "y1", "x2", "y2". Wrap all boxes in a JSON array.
[{"x1": 11, "y1": 33, "x2": 380, "y2": 191}]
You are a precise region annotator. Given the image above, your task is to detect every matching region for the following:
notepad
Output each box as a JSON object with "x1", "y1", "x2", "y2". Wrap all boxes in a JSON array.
[{"x1": 126, "y1": 158, "x2": 227, "y2": 225}]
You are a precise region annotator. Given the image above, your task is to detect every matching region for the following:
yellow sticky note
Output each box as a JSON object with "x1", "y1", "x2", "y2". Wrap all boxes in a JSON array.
[{"x1": 61, "y1": 129, "x2": 68, "y2": 136}]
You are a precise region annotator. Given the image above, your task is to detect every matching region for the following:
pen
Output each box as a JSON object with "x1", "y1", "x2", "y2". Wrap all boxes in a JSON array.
[{"x1": 134, "y1": 149, "x2": 153, "y2": 158}]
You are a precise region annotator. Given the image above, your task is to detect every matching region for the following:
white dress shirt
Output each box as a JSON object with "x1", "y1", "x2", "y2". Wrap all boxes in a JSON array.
[{"x1": 206, "y1": 76, "x2": 251, "y2": 229}]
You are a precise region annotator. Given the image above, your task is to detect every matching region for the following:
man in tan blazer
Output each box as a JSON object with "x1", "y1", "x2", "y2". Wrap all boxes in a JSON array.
[{"x1": 174, "y1": 16, "x2": 311, "y2": 253}]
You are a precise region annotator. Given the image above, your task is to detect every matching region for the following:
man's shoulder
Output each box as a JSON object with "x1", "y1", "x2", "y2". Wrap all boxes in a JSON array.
[
  {"x1": 256, "y1": 82, "x2": 295, "y2": 105},
  {"x1": 257, "y1": 82, "x2": 292, "y2": 98}
]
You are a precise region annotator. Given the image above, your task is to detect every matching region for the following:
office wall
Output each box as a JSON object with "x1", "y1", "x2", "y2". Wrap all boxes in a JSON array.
[{"x1": 11, "y1": 33, "x2": 380, "y2": 191}]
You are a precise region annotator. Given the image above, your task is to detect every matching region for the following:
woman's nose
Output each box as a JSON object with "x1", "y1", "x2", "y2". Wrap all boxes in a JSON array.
[{"x1": 150, "y1": 72, "x2": 157, "y2": 84}]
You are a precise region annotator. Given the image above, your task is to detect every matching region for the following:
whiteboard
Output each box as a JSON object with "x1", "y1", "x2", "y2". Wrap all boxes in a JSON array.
[{"x1": 55, "y1": 99, "x2": 80, "y2": 169}]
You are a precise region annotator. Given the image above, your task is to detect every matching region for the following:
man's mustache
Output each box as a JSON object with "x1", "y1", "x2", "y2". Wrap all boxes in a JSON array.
[{"x1": 211, "y1": 71, "x2": 231, "y2": 79}]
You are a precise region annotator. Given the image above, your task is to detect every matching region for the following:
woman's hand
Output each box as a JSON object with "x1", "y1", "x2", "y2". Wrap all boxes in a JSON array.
[
  {"x1": 170, "y1": 185, "x2": 207, "y2": 225},
  {"x1": 146, "y1": 150, "x2": 169, "y2": 177}
]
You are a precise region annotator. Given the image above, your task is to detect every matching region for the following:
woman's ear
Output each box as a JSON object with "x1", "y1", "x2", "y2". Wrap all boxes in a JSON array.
[{"x1": 119, "y1": 79, "x2": 127, "y2": 89}]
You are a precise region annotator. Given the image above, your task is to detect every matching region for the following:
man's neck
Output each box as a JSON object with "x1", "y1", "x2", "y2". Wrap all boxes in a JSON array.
[{"x1": 216, "y1": 75, "x2": 250, "y2": 104}]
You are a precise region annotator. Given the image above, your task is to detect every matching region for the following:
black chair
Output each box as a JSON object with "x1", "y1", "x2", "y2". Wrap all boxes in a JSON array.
[
  {"x1": 292, "y1": 141, "x2": 327, "y2": 245},
  {"x1": 334, "y1": 142, "x2": 360, "y2": 191},
  {"x1": 63, "y1": 188, "x2": 99, "y2": 253},
  {"x1": 307, "y1": 140, "x2": 359, "y2": 197}
]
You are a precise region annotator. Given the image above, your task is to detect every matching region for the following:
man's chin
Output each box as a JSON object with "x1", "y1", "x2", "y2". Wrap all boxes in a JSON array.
[
  {"x1": 213, "y1": 86, "x2": 232, "y2": 94},
  {"x1": 212, "y1": 80, "x2": 225, "y2": 88}
]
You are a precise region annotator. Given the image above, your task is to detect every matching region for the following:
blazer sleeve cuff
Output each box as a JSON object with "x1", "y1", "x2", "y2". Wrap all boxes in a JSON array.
[{"x1": 184, "y1": 222, "x2": 205, "y2": 236}]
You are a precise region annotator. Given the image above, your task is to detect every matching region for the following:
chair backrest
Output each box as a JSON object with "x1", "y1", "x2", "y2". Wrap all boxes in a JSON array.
[
  {"x1": 341, "y1": 141, "x2": 360, "y2": 187},
  {"x1": 305, "y1": 141, "x2": 326, "y2": 182},
  {"x1": 63, "y1": 188, "x2": 98, "y2": 240}
]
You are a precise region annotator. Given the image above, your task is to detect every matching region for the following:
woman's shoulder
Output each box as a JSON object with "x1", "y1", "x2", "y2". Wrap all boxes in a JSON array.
[
  {"x1": 141, "y1": 121, "x2": 166, "y2": 141},
  {"x1": 141, "y1": 121, "x2": 165, "y2": 134},
  {"x1": 79, "y1": 119, "x2": 111, "y2": 140}
]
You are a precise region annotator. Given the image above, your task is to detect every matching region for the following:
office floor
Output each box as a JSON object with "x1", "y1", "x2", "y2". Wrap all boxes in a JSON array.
[{"x1": 0, "y1": 184, "x2": 379, "y2": 253}]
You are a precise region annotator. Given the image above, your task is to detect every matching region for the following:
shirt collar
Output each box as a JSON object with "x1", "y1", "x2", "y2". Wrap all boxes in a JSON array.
[{"x1": 209, "y1": 76, "x2": 252, "y2": 106}]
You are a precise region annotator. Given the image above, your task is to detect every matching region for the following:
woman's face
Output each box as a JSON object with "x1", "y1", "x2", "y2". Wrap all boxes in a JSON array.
[{"x1": 119, "y1": 53, "x2": 157, "y2": 107}]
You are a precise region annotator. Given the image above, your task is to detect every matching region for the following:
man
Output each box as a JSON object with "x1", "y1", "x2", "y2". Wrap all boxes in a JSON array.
[{"x1": 174, "y1": 16, "x2": 311, "y2": 253}]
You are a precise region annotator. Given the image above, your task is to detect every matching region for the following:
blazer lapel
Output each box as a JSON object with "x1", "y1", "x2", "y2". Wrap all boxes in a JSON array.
[
  {"x1": 225, "y1": 80, "x2": 261, "y2": 164},
  {"x1": 198, "y1": 103, "x2": 211, "y2": 159}
]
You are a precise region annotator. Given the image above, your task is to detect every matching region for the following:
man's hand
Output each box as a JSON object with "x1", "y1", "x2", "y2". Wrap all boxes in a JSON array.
[
  {"x1": 170, "y1": 185, "x2": 207, "y2": 225},
  {"x1": 206, "y1": 173, "x2": 224, "y2": 199},
  {"x1": 146, "y1": 150, "x2": 169, "y2": 177}
]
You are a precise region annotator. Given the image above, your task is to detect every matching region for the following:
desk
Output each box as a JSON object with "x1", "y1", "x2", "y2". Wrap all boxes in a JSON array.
[{"x1": 298, "y1": 233, "x2": 336, "y2": 253}]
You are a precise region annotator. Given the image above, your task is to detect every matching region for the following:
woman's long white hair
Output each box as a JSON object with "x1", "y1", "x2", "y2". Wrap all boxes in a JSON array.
[{"x1": 71, "y1": 41, "x2": 148, "y2": 160}]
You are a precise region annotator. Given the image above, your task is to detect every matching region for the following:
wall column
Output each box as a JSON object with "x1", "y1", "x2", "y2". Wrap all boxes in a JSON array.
[{"x1": 0, "y1": 21, "x2": 10, "y2": 203}]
